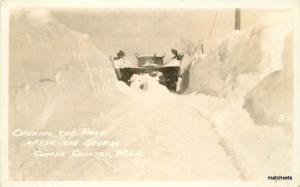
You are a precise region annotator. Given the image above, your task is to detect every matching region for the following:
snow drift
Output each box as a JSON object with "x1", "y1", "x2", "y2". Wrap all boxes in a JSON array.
[
  {"x1": 186, "y1": 12, "x2": 293, "y2": 98},
  {"x1": 185, "y1": 12, "x2": 293, "y2": 132},
  {"x1": 243, "y1": 33, "x2": 293, "y2": 131},
  {"x1": 10, "y1": 9, "x2": 114, "y2": 92},
  {"x1": 9, "y1": 9, "x2": 133, "y2": 179},
  {"x1": 180, "y1": 12, "x2": 293, "y2": 180}
]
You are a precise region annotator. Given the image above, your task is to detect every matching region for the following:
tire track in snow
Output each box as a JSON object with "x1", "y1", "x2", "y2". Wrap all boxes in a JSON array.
[
  {"x1": 112, "y1": 85, "x2": 246, "y2": 179},
  {"x1": 179, "y1": 98, "x2": 247, "y2": 180},
  {"x1": 208, "y1": 121, "x2": 247, "y2": 180}
]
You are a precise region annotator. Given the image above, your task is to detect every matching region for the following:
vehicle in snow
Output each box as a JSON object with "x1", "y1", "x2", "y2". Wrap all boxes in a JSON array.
[{"x1": 110, "y1": 50, "x2": 183, "y2": 92}]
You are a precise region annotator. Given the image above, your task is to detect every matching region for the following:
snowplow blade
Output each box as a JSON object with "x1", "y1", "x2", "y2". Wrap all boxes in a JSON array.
[{"x1": 118, "y1": 66, "x2": 180, "y2": 92}]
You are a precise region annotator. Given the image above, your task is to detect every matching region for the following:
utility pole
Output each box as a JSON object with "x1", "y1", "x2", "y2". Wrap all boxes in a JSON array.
[
  {"x1": 201, "y1": 44, "x2": 204, "y2": 54},
  {"x1": 235, "y1": 8, "x2": 241, "y2": 30}
]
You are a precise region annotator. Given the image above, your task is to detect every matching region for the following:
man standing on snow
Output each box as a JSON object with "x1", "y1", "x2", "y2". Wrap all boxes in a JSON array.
[
  {"x1": 113, "y1": 50, "x2": 130, "y2": 69},
  {"x1": 109, "y1": 50, "x2": 132, "y2": 81},
  {"x1": 171, "y1": 49, "x2": 184, "y2": 61}
]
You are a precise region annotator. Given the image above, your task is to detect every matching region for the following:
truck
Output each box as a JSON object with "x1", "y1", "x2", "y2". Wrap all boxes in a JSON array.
[{"x1": 110, "y1": 51, "x2": 183, "y2": 92}]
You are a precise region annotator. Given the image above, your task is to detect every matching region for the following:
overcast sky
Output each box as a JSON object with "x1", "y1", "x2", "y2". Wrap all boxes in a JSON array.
[{"x1": 51, "y1": 9, "x2": 282, "y2": 59}]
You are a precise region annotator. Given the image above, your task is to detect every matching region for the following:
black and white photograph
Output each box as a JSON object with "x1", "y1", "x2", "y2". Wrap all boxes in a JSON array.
[{"x1": 1, "y1": 0, "x2": 300, "y2": 186}]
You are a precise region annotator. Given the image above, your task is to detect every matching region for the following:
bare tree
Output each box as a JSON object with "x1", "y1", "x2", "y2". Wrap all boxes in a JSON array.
[{"x1": 180, "y1": 39, "x2": 203, "y2": 57}]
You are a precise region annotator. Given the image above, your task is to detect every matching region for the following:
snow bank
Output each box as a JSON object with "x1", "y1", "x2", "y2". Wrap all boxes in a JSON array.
[
  {"x1": 243, "y1": 33, "x2": 293, "y2": 130},
  {"x1": 212, "y1": 100, "x2": 292, "y2": 180},
  {"x1": 9, "y1": 9, "x2": 131, "y2": 134},
  {"x1": 10, "y1": 9, "x2": 114, "y2": 91},
  {"x1": 9, "y1": 9, "x2": 133, "y2": 179},
  {"x1": 186, "y1": 12, "x2": 293, "y2": 97},
  {"x1": 181, "y1": 93, "x2": 292, "y2": 180},
  {"x1": 180, "y1": 12, "x2": 294, "y2": 180}
]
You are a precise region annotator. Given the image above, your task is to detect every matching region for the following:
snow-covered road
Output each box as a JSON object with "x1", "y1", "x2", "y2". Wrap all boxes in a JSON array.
[
  {"x1": 93, "y1": 83, "x2": 242, "y2": 180},
  {"x1": 10, "y1": 79, "x2": 292, "y2": 181}
]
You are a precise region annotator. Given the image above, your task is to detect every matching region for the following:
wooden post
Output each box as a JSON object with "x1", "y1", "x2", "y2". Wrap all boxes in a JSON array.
[{"x1": 235, "y1": 8, "x2": 241, "y2": 30}]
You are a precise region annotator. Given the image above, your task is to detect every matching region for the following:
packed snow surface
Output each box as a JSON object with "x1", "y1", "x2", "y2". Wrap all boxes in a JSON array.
[{"x1": 9, "y1": 10, "x2": 293, "y2": 181}]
